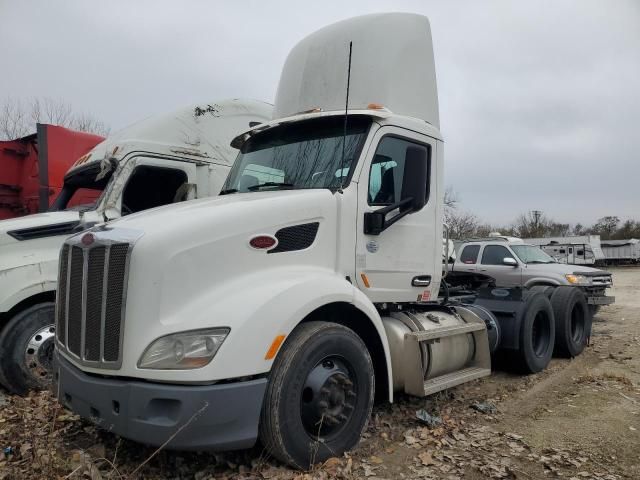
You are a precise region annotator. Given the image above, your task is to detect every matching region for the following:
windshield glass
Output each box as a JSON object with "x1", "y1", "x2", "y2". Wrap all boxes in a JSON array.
[
  {"x1": 222, "y1": 115, "x2": 372, "y2": 193},
  {"x1": 50, "y1": 162, "x2": 114, "y2": 212},
  {"x1": 511, "y1": 245, "x2": 556, "y2": 264}
]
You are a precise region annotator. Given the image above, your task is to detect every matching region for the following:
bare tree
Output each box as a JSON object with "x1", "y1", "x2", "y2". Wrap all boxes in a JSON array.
[
  {"x1": 0, "y1": 97, "x2": 109, "y2": 140},
  {"x1": 445, "y1": 209, "x2": 480, "y2": 240},
  {"x1": 0, "y1": 98, "x2": 29, "y2": 139}
]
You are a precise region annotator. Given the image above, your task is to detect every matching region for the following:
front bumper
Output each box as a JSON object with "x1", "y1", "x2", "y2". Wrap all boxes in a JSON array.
[
  {"x1": 55, "y1": 354, "x2": 267, "y2": 451},
  {"x1": 587, "y1": 295, "x2": 615, "y2": 306}
]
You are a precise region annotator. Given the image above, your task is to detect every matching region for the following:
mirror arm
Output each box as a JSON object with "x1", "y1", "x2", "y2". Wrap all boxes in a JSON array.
[{"x1": 364, "y1": 197, "x2": 414, "y2": 235}]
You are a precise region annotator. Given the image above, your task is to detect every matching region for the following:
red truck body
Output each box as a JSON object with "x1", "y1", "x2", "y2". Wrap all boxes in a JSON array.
[{"x1": 0, "y1": 124, "x2": 104, "y2": 220}]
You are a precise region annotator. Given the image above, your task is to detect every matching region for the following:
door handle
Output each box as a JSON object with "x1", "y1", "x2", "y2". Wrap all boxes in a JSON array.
[{"x1": 412, "y1": 275, "x2": 432, "y2": 287}]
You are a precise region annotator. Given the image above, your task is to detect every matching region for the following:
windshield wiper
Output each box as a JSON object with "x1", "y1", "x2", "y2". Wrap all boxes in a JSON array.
[
  {"x1": 219, "y1": 188, "x2": 238, "y2": 195},
  {"x1": 248, "y1": 182, "x2": 294, "y2": 191}
]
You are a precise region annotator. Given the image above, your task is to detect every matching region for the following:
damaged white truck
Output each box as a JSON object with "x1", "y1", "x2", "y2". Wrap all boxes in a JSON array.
[
  {"x1": 54, "y1": 14, "x2": 592, "y2": 468},
  {"x1": 0, "y1": 99, "x2": 272, "y2": 394}
]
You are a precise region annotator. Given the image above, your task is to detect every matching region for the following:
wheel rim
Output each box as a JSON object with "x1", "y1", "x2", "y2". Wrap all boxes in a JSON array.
[
  {"x1": 570, "y1": 304, "x2": 585, "y2": 342},
  {"x1": 24, "y1": 324, "x2": 56, "y2": 384},
  {"x1": 531, "y1": 312, "x2": 550, "y2": 357},
  {"x1": 300, "y1": 356, "x2": 357, "y2": 440}
]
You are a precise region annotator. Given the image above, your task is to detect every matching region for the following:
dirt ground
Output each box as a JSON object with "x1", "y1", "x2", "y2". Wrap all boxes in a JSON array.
[{"x1": 0, "y1": 268, "x2": 638, "y2": 479}]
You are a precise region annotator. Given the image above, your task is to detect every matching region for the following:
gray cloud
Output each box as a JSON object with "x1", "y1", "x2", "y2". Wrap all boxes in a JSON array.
[{"x1": 1, "y1": 0, "x2": 638, "y2": 225}]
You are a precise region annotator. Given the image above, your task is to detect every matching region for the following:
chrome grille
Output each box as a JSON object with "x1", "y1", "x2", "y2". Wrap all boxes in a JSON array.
[{"x1": 56, "y1": 240, "x2": 131, "y2": 368}]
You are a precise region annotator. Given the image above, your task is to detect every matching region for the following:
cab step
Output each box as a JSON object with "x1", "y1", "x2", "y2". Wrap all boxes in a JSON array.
[{"x1": 421, "y1": 366, "x2": 492, "y2": 396}]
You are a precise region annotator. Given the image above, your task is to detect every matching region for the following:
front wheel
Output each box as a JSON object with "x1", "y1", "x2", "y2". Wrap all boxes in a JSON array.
[
  {"x1": 259, "y1": 322, "x2": 374, "y2": 469},
  {"x1": 0, "y1": 303, "x2": 56, "y2": 395}
]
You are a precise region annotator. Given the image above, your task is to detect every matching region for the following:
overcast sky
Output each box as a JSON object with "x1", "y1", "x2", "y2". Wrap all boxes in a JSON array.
[{"x1": 1, "y1": 0, "x2": 638, "y2": 225}]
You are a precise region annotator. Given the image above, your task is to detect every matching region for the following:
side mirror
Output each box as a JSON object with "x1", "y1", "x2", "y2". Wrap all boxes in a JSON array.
[
  {"x1": 400, "y1": 146, "x2": 428, "y2": 211},
  {"x1": 503, "y1": 257, "x2": 518, "y2": 267}
]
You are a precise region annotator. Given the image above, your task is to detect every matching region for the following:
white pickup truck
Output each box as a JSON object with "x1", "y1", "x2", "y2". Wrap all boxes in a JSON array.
[
  {"x1": 54, "y1": 14, "x2": 594, "y2": 468},
  {"x1": 0, "y1": 99, "x2": 271, "y2": 394}
]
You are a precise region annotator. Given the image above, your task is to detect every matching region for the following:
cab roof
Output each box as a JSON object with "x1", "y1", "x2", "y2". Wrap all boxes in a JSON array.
[{"x1": 67, "y1": 98, "x2": 272, "y2": 174}]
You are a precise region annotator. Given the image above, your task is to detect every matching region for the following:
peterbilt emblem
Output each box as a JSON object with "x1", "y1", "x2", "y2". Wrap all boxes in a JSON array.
[{"x1": 81, "y1": 233, "x2": 95, "y2": 246}]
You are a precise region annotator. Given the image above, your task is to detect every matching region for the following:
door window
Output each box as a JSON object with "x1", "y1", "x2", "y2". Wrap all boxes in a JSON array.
[
  {"x1": 481, "y1": 245, "x2": 513, "y2": 265},
  {"x1": 121, "y1": 166, "x2": 188, "y2": 215},
  {"x1": 368, "y1": 136, "x2": 430, "y2": 206},
  {"x1": 460, "y1": 245, "x2": 480, "y2": 264}
]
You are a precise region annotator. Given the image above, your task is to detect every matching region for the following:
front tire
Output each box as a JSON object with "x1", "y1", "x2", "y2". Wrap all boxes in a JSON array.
[
  {"x1": 259, "y1": 321, "x2": 374, "y2": 469},
  {"x1": 0, "y1": 303, "x2": 56, "y2": 395}
]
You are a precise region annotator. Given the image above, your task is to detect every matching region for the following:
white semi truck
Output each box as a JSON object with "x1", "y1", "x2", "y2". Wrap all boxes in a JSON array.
[
  {"x1": 54, "y1": 14, "x2": 589, "y2": 468},
  {"x1": 0, "y1": 99, "x2": 272, "y2": 394}
]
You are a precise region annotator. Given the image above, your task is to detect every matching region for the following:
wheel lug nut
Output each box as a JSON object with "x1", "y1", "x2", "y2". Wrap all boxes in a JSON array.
[
  {"x1": 320, "y1": 387, "x2": 330, "y2": 395},
  {"x1": 346, "y1": 390, "x2": 356, "y2": 397},
  {"x1": 318, "y1": 400, "x2": 328, "y2": 410},
  {"x1": 328, "y1": 377, "x2": 338, "y2": 385},
  {"x1": 338, "y1": 414, "x2": 348, "y2": 422}
]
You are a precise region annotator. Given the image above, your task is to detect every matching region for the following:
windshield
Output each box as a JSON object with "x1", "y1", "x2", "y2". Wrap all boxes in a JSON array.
[
  {"x1": 50, "y1": 162, "x2": 114, "y2": 212},
  {"x1": 511, "y1": 245, "x2": 556, "y2": 264},
  {"x1": 222, "y1": 115, "x2": 372, "y2": 193}
]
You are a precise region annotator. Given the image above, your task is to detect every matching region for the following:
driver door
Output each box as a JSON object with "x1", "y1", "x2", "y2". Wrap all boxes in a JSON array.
[{"x1": 355, "y1": 127, "x2": 439, "y2": 303}]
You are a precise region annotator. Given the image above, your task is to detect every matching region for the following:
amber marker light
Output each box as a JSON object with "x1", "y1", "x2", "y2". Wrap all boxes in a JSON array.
[
  {"x1": 265, "y1": 334, "x2": 286, "y2": 360},
  {"x1": 360, "y1": 273, "x2": 371, "y2": 288}
]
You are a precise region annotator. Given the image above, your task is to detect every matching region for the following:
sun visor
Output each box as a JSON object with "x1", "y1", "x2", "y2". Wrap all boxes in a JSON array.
[{"x1": 273, "y1": 13, "x2": 439, "y2": 128}]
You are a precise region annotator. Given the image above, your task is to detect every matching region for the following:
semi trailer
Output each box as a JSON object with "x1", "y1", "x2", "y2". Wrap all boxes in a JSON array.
[
  {"x1": 0, "y1": 99, "x2": 272, "y2": 395},
  {"x1": 0, "y1": 124, "x2": 104, "y2": 220},
  {"x1": 54, "y1": 14, "x2": 592, "y2": 468}
]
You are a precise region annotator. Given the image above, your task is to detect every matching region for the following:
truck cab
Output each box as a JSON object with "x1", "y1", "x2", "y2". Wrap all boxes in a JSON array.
[
  {"x1": 0, "y1": 99, "x2": 272, "y2": 394},
  {"x1": 54, "y1": 14, "x2": 592, "y2": 468}
]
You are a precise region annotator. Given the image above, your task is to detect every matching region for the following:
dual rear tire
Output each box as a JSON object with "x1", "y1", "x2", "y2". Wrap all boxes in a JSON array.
[
  {"x1": 551, "y1": 287, "x2": 591, "y2": 357},
  {"x1": 510, "y1": 286, "x2": 591, "y2": 373},
  {"x1": 511, "y1": 292, "x2": 555, "y2": 373}
]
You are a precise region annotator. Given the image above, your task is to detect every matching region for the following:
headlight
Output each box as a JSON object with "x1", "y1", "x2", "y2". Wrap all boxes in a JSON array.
[
  {"x1": 138, "y1": 328, "x2": 229, "y2": 369},
  {"x1": 565, "y1": 274, "x2": 589, "y2": 285}
]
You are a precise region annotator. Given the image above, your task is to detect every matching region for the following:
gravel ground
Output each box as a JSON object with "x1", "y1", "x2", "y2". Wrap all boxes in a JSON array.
[{"x1": 0, "y1": 267, "x2": 638, "y2": 479}]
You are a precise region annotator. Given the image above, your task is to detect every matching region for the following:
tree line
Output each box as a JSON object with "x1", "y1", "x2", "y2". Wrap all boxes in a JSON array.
[
  {"x1": 444, "y1": 190, "x2": 639, "y2": 241},
  {"x1": 0, "y1": 97, "x2": 110, "y2": 140}
]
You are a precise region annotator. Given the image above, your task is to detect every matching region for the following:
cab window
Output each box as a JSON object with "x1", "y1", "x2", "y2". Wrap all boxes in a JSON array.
[
  {"x1": 121, "y1": 166, "x2": 188, "y2": 215},
  {"x1": 481, "y1": 245, "x2": 513, "y2": 265},
  {"x1": 368, "y1": 136, "x2": 430, "y2": 206}
]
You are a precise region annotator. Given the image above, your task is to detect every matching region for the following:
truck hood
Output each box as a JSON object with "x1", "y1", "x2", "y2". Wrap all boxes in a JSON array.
[
  {"x1": 106, "y1": 189, "x2": 337, "y2": 235},
  {"x1": 567, "y1": 265, "x2": 611, "y2": 277},
  {"x1": 0, "y1": 210, "x2": 81, "y2": 247}
]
